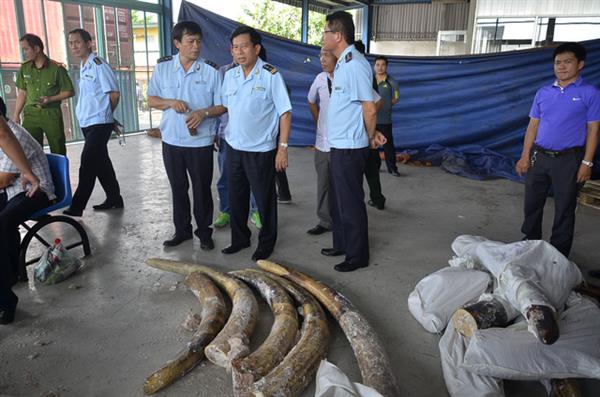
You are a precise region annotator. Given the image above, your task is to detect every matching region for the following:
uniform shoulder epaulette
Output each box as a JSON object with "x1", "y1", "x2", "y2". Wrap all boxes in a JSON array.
[
  {"x1": 224, "y1": 63, "x2": 237, "y2": 72},
  {"x1": 262, "y1": 63, "x2": 278, "y2": 74},
  {"x1": 204, "y1": 59, "x2": 218, "y2": 69},
  {"x1": 345, "y1": 52, "x2": 353, "y2": 63},
  {"x1": 50, "y1": 59, "x2": 66, "y2": 68},
  {"x1": 93, "y1": 57, "x2": 103, "y2": 65},
  {"x1": 157, "y1": 55, "x2": 173, "y2": 64}
]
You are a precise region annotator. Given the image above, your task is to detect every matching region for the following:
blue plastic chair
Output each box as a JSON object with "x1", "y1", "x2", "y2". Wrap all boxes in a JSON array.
[{"x1": 18, "y1": 154, "x2": 91, "y2": 281}]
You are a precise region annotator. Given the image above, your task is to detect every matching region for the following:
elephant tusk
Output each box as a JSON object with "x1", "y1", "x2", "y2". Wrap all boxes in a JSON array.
[
  {"x1": 250, "y1": 270, "x2": 330, "y2": 397},
  {"x1": 143, "y1": 271, "x2": 226, "y2": 394},
  {"x1": 256, "y1": 260, "x2": 400, "y2": 397},
  {"x1": 229, "y1": 269, "x2": 300, "y2": 396},
  {"x1": 145, "y1": 258, "x2": 259, "y2": 368}
]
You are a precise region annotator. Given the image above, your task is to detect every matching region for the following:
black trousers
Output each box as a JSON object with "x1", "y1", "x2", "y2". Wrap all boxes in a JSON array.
[
  {"x1": 331, "y1": 148, "x2": 369, "y2": 265},
  {"x1": 70, "y1": 123, "x2": 121, "y2": 211},
  {"x1": 521, "y1": 148, "x2": 584, "y2": 257},
  {"x1": 378, "y1": 123, "x2": 398, "y2": 173},
  {"x1": 0, "y1": 191, "x2": 50, "y2": 310},
  {"x1": 364, "y1": 148, "x2": 385, "y2": 207},
  {"x1": 276, "y1": 170, "x2": 291, "y2": 200},
  {"x1": 162, "y1": 142, "x2": 214, "y2": 240},
  {"x1": 227, "y1": 147, "x2": 277, "y2": 251}
]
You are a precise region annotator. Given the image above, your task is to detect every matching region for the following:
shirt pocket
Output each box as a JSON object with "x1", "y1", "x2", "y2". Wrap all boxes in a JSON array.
[
  {"x1": 43, "y1": 79, "x2": 58, "y2": 95},
  {"x1": 330, "y1": 85, "x2": 348, "y2": 104},
  {"x1": 249, "y1": 87, "x2": 269, "y2": 113},
  {"x1": 161, "y1": 81, "x2": 180, "y2": 98},
  {"x1": 223, "y1": 88, "x2": 237, "y2": 107},
  {"x1": 190, "y1": 80, "x2": 213, "y2": 107}
]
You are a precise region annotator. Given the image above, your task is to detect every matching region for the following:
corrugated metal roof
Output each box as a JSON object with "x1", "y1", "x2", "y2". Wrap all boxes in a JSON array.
[{"x1": 372, "y1": 1, "x2": 469, "y2": 40}]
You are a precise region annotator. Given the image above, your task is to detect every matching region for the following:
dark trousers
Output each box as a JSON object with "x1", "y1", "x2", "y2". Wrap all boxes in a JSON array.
[
  {"x1": 227, "y1": 147, "x2": 277, "y2": 251},
  {"x1": 276, "y1": 170, "x2": 291, "y2": 200},
  {"x1": 0, "y1": 191, "x2": 50, "y2": 310},
  {"x1": 70, "y1": 123, "x2": 121, "y2": 210},
  {"x1": 162, "y1": 142, "x2": 214, "y2": 240},
  {"x1": 378, "y1": 123, "x2": 397, "y2": 173},
  {"x1": 521, "y1": 148, "x2": 584, "y2": 257},
  {"x1": 331, "y1": 148, "x2": 369, "y2": 265},
  {"x1": 364, "y1": 148, "x2": 385, "y2": 207}
]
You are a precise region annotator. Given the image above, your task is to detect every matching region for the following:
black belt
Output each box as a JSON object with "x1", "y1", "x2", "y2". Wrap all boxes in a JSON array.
[{"x1": 533, "y1": 145, "x2": 583, "y2": 158}]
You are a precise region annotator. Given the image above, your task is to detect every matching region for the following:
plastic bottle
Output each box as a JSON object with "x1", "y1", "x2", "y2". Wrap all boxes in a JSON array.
[{"x1": 48, "y1": 238, "x2": 65, "y2": 266}]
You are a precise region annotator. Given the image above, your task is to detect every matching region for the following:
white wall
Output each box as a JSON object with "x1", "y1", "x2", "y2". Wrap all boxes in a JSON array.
[{"x1": 370, "y1": 40, "x2": 466, "y2": 56}]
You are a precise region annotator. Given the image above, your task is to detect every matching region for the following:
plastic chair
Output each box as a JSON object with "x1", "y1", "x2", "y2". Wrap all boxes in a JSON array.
[{"x1": 18, "y1": 154, "x2": 91, "y2": 281}]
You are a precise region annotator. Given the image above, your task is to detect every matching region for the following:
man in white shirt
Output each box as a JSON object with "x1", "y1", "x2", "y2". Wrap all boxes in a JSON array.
[{"x1": 306, "y1": 49, "x2": 336, "y2": 235}]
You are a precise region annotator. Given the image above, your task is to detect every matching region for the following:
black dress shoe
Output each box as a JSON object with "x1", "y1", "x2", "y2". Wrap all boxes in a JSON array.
[
  {"x1": 200, "y1": 238, "x2": 215, "y2": 251},
  {"x1": 252, "y1": 248, "x2": 273, "y2": 261},
  {"x1": 221, "y1": 242, "x2": 251, "y2": 254},
  {"x1": 63, "y1": 208, "x2": 83, "y2": 217},
  {"x1": 93, "y1": 196, "x2": 124, "y2": 210},
  {"x1": 367, "y1": 200, "x2": 385, "y2": 210},
  {"x1": 321, "y1": 248, "x2": 345, "y2": 257},
  {"x1": 0, "y1": 309, "x2": 16, "y2": 325},
  {"x1": 334, "y1": 261, "x2": 368, "y2": 272},
  {"x1": 307, "y1": 225, "x2": 331, "y2": 235},
  {"x1": 390, "y1": 170, "x2": 402, "y2": 177},
  {"x1": 163, "y1": 233, "x2": 192, "y2": 247}
]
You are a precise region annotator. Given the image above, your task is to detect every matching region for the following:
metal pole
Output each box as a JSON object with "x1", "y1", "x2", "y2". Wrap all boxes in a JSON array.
[
  {"x1": 362, "y1": 4, "x2": 371, "y2": 53},
  {"x1": 162, "y1": 0, "x2": 173, "y2": 56},
  {"x1": 301, "y1": 0, "x2": 309, "y2": 44}
]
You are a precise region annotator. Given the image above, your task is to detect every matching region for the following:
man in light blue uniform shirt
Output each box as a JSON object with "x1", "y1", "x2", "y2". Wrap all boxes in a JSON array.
[
  {"x1": 321, "y1": 11, "x2": 386, "y2": 272},
  {"x1": 220, "y1": 26, "x2": 292, "y2": 261},
  {"x1": 148, "y1": 21, "x2": 225, "y2": 249},
  {"x1": 214, "y1": 60, "x2": 260, "y2": 230},
  {"x1": 63, "y1": 28, "x2": 123, "y2": 217}
]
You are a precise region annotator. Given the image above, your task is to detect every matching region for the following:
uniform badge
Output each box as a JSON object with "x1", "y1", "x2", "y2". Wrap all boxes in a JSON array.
[
  {"x1": 345, "y1": 52, "x2": 353, "y2": 63},
  {"x1": 93, "y1": 57, "x2": 103, "y2": 65},
  {"x1": 262, "y1": 64, "x2": 278, "y2": 74}
]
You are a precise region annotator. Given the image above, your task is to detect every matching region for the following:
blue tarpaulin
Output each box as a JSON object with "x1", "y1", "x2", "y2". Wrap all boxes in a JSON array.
[{"x1": 179, "y1": 1, "x2": 600, "y2": 180}]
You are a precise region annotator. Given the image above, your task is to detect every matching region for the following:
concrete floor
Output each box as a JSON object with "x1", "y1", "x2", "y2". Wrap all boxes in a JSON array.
[{"x1": 1, "y1": 134, "x2": 599, "y2": 397}]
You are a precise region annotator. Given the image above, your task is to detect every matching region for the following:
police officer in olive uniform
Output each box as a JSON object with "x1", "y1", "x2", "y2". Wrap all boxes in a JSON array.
[
  {"x1": 221, "y1": 26, "x2": 292, "y2": 261},
  {"x1": 148, "y1": 21, "x2": 225, "y2": 249},
  {"x1": 13, "y1": 34, "x2": 74, "y2": 155},
  {"x1": 63, "y1": 28, "x2": 123, "y2": 217}
]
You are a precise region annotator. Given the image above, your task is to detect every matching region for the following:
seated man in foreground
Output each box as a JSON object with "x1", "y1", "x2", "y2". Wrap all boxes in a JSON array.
[{"x1": 0, "y1": 97, "x2": 55, "y2": 324}]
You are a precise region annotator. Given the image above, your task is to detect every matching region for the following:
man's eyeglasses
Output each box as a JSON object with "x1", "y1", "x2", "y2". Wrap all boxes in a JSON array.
[{"x1": 322, "y1": 30, "x2": 337, "y2": 36}]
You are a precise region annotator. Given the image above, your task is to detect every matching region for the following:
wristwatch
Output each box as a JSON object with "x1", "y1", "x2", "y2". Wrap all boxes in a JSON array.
[
  {"x1": 279, "y1": 142, "x2": 288, "y2": 148},
  {"x1": 582, "y1": 160, "x2": 594, "y2": 167}
]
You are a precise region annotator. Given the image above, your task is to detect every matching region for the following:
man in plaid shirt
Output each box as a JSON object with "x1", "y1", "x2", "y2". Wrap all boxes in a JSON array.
[{"x1": 0, "y1": 97, "x2": 55, "y2": 324}]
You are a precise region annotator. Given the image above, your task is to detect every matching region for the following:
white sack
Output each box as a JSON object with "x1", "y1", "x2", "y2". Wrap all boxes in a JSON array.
[
  {"x1": 463, "y1": 293, "x2": 600, "y2": 380},
  {"x1": 314, "y1": 359, "x2": 383, "y2": 397},
  {"x1": 439, "y1": 322, "x2": 504, "y2": 397},
  {"x1": 451, "y1": 236, "x2": 582, "y2": 314},
  {"x1": 408, "y1": 267, "x2": 491, "y2": 333}
]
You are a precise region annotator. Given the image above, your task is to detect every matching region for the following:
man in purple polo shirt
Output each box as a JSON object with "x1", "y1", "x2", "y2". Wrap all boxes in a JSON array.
[{"x1": 516, "y1": 42, "x2": 600, "y2": 257}]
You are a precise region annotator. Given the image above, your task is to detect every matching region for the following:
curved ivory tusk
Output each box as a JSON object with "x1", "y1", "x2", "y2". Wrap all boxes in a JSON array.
[
  {"x1": 250, "y1": 270, "x2": 330, "y2": 397},
  {"x1": 229, "y1": 269, "x2": 299, "y2": 396},
  {"x1": 256, "y1": 260, "x2": 400, "y2": 397},
  {"x1": 145, "y1": 258, "x2": 259, "y2": 368},
  {"x1": 143, "y1": 271, "x2": 227, "y2": 394}
]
